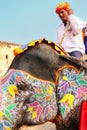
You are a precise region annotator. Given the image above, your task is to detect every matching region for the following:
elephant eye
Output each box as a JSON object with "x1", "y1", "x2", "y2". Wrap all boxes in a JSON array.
[{"x1": 17, "y1": 80, "x2": 27, "y2": 90}]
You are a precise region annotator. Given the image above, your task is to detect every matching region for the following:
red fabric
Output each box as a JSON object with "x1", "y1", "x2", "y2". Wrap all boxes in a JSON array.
[
  {"x1": 79, "y1": 101, "x2": 87, "y2": 130},
  {"x1": 56, "y1": 2, "x2": 70, "y2": 14}
]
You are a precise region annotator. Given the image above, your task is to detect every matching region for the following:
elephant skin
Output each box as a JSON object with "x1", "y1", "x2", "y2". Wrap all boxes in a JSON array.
[{"x1": 1, "y1": 38, "x2": 87, "y2": 130}]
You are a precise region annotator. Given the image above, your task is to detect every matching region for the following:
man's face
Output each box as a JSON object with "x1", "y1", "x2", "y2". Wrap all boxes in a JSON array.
[{"x1": 58, "y1": 9, "x2": 68, "y2": 22}]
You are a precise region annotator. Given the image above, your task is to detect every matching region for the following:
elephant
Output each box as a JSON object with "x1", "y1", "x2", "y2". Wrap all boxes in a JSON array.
[{"x1": 0, "y1": 38, "x2": 87, "y2": 130}]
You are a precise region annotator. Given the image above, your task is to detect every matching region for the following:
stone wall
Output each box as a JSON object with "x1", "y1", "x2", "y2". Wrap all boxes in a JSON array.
[{"x1": 0, "y1": 41, "x2": 22, "y2": 77}]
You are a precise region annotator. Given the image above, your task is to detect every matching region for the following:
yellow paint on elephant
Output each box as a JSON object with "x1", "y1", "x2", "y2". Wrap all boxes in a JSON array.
[
  {"x1": 63, "y1": 76, "x2": 68, "y2": 81},
  {"x1": 47, "y1": 85, "x2": 53, "y2": 95},
  {"x1": 28, "y1": 106, "x2": 33, "y2": 112},
  {"x1": 6, "y1": 127, "x2": 12, "y2": 130},
  {"x1": 59, "y1": 94, "x2": 74, "y2": 108},
  {"x1": 32, "y1": 111, "x2": 37, "y2": 119},
  {"x1": 8, "y1": 84, "x2": 18, "y2": 97},
  {"x1": 26, "y1": 74, "x2": 31, "y2": 80},
  {"x1": 0, "y1": 111, "x2": 4, "y2": 116}
]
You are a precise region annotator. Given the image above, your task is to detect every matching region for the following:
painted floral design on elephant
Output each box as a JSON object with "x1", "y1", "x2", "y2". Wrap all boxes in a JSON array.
[{"x1": 57, "y1": 67, "x2": 87, "y2": 118}]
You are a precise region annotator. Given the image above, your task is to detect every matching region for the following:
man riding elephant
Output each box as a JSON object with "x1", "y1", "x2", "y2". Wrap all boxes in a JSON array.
[{"x1": 55, "y1": 2, "x2": 85, "y2": 58}]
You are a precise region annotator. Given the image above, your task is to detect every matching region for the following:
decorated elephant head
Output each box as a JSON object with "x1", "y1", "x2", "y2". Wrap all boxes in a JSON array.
[{"x1": 0, "y1": 38, "x2": 87, "y2": 130}]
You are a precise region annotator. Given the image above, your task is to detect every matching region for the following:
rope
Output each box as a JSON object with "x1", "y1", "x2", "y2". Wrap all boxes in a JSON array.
[{"x1": 59, "y1": 21, "x2": 70, "y2": 56}]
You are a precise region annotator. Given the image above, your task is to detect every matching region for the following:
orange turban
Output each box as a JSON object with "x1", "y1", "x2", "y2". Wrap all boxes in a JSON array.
[{"x1": 56, "y1": 2, "x2": 70, "y2": 14}]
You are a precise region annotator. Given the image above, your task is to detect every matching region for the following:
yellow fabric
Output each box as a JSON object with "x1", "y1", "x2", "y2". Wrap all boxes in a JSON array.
[
  {"x1": 13, "y1": 38, "x2": 67, "y2": 56},
  {"x1": 56, "y1": 2, "x2": 70, "y2": 14}
]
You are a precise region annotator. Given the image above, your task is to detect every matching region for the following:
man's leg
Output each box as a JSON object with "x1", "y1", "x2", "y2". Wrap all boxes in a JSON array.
[{"x1": 69, "y1": 51, "x2": 82, "y2": 58}]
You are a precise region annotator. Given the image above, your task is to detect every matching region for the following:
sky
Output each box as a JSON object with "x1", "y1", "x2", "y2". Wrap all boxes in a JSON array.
[{"x1": 0, "y1": 0, "x2": 87, "y2": 45}]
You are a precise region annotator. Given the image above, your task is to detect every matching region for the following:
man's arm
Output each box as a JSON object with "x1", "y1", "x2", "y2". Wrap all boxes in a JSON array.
[{"x1": 67, "y1": 9, "x2": 84, "y2": 35}]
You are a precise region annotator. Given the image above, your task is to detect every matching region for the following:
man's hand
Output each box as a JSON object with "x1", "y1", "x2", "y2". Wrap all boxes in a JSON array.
[{"x1": 67, "y1": 9, "x2": 74, "y2": 15}]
